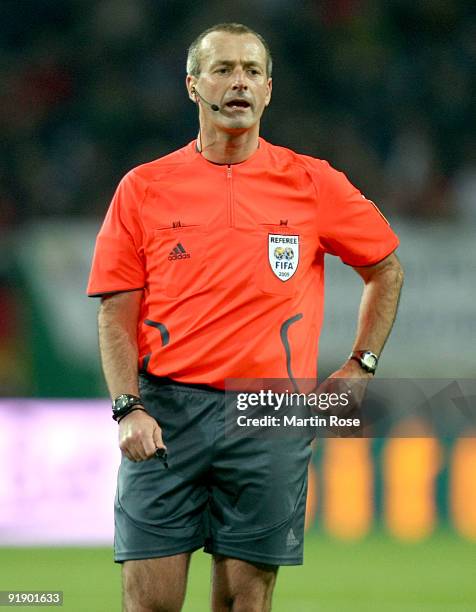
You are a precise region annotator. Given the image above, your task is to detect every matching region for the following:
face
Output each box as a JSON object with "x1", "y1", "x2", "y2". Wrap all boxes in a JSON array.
[{"x1": 187, "y1": 31, "x2": 272, "y2": 132}]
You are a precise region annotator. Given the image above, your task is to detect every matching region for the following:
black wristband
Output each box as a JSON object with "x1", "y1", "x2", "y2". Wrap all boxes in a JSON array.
[{"x1": 116, "y1": 406, "x2": 147, "y2": 423}]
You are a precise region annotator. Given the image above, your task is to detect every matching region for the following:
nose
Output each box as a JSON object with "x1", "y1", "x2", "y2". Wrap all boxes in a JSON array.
[{"x1": 231, "y1": 68, "x2": 248, "y2": 91}]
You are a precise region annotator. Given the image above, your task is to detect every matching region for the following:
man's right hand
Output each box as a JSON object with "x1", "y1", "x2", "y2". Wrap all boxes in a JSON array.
[{"x1": 118, "y1": 409, "x2": 166, "y2": 462}]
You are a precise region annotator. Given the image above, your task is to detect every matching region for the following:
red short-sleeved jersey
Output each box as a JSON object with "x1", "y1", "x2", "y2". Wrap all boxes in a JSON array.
[{"x1": 87, "y1": 138, "x2": 399, "y2": 388}]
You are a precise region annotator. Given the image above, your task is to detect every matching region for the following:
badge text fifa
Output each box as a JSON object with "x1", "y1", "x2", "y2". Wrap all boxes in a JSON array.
[{"x1": 268, "y1": 234, "x2": 300, "y2": 281}]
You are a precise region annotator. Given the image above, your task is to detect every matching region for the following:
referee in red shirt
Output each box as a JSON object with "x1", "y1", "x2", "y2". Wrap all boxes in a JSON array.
[{"x1": 88, "y1": 23, "x2": 403, "y2": 612}]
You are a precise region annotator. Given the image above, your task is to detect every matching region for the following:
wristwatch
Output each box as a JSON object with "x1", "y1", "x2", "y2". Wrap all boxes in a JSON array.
[
  {"x1": 112, "y1": 393, "x2": 145, "y2": 422},
  {"x1": 349, "y1": 350, "x2": 379, "y2": 374}
]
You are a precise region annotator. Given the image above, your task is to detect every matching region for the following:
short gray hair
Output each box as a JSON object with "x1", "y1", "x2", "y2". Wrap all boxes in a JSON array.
[{"x1": 186, "y1": 23, "x2": 273, "y2": 78}]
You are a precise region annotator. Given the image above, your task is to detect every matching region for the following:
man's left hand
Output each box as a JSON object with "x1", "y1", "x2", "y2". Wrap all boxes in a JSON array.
[{"x1": 317, "y1": 359, "x2": 372, "y2": 432}]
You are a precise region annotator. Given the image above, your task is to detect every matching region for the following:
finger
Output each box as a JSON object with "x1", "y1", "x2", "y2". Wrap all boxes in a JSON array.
[
  {"x1": 122, "y1": 425, "x2": 150, "y2": 461},
  {"x1": 141, "y1": 435, "x2": 158, "y2": 460},
  {"x1": 136, "y1": 422, "x2": 164, "y2": 459},
  {"x1": 119, "y1": 429, "x2": 140, "y2": 462},
  {"x1": 120, "y1": 439, "x2": 143, "y2": 462},
  {"x1": 122, "y1": 448, "x2": 139, "y2": 462},
  {"x1": 128, "y1": 443, "x2": 144, "y2": 462},
  {"x1": 152, "y1": 425, "x2": 166, "y2": 451}
]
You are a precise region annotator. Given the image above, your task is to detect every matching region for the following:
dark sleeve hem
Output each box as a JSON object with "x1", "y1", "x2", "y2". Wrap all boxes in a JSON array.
[
  {"x1": 87, "y1": 286, "x2": 145, "y2": 298},
  {"x1": 341, "y1": 241, "x2": 399, "y2": 268}
]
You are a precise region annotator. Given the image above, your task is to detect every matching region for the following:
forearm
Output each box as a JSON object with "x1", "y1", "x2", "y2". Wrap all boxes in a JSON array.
[
  {"x1": 352, "y1": 257, "x2": 404, "y2": 355},
  {"x1": 98, "y1": 291, "x2": 142, "y2": 399},
  {"x1": 98, "y1": 291, "x2": 165, "y2": 460}
]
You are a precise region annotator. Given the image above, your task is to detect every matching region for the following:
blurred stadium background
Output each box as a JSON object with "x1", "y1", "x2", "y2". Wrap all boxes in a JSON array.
[{"x1": 1, "y1": 1, "x2": 475, "y2": 610}]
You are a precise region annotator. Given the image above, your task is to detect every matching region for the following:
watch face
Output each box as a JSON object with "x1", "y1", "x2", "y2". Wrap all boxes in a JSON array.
[
  {"x1": 117, "y1": 395, "x2": 128, "y2": 410},
  {"x1": 362, "y1": 352, "x2": 377, "y2": 370}
]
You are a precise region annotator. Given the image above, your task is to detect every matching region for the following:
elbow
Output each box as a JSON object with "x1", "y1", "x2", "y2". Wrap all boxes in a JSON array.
[
  {"x1": 392, "y1": 259, "x2": 404, "y2": 288},
  {"x1": 383, "y1": 259, "x2": 404, "y2": 300},
  {"x1": 367, "y1": 255, "x2": 404, "y2": 291},
  {"x1": 380, "y1": 252, "x2": 404, "y2": 287}
]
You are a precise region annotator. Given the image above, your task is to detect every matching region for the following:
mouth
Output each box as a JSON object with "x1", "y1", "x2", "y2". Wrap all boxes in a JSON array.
[{"x1": 224, "y1": 99, "x2": 251, "y2": 110}]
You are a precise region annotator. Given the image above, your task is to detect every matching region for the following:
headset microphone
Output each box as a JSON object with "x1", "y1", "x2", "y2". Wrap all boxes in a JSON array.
[{"x1": 192, "y1": 87, "x2": 220, "y2": 112}]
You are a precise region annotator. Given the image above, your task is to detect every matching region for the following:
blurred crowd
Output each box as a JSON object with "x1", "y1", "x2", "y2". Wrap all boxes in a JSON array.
[{"x1": 1, "y1": 0, "x2": 475, "y2": 227}]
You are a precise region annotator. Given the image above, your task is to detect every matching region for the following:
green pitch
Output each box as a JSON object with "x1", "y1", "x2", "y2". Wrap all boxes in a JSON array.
[{"x1": 1, "y1": 532, "x2": 475, "y2": 611}]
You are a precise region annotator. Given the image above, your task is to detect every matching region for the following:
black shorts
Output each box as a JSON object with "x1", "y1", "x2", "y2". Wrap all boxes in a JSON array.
[{"x1": 114, "y1": 375, "x2": 312, "y2": 566}]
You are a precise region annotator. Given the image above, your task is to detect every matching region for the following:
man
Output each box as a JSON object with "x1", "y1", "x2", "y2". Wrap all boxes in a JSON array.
[{"x1": 87, "y1": 23, "x2": 403, "y2": 612}]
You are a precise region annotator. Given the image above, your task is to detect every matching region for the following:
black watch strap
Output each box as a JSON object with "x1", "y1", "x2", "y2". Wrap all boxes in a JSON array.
[{"x1": 116, "y1": 406, "x2": 146, "y2": 423}]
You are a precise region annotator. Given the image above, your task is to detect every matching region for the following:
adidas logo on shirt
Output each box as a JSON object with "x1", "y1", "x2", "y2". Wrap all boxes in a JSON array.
[{"x1": 168, "y1": 243, "x2": 191, "y2": 260}]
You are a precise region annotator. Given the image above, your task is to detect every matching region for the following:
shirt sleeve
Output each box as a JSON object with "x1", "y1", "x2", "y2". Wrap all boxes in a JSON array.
[
  {"x1": 316, "y1": 161, "x2": 399, "y2": 266},
  {"x1": 87, "y1": 170, "x2": 146, "y2": 297}
]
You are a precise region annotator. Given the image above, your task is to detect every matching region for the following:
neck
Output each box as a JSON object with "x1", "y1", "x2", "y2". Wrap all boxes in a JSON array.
[{"x1": 198, "y1": 125, "x2": 260, "y2": 164}]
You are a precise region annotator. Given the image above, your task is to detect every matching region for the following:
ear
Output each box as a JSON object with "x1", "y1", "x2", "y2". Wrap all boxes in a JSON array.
[
  {"x1": 264, "y1": 78, "x2": 272, "y2": 107},
  {"x1": 186, "y1": 75, "x2": 197, "y2": 103}
]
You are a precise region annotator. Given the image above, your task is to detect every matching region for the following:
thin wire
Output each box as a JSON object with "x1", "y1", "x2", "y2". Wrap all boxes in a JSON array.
[{"x1": 194, "y1": 91, "x2": 203, "y2": 154}]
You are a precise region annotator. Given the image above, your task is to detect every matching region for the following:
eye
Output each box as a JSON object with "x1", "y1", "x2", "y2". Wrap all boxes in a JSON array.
[
  {"x1": 248, "y1": 69, "x2": 260, "y2": 75},
  {"x1": 215, "y1": 67, "x2": 230, "y2": 74}
]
